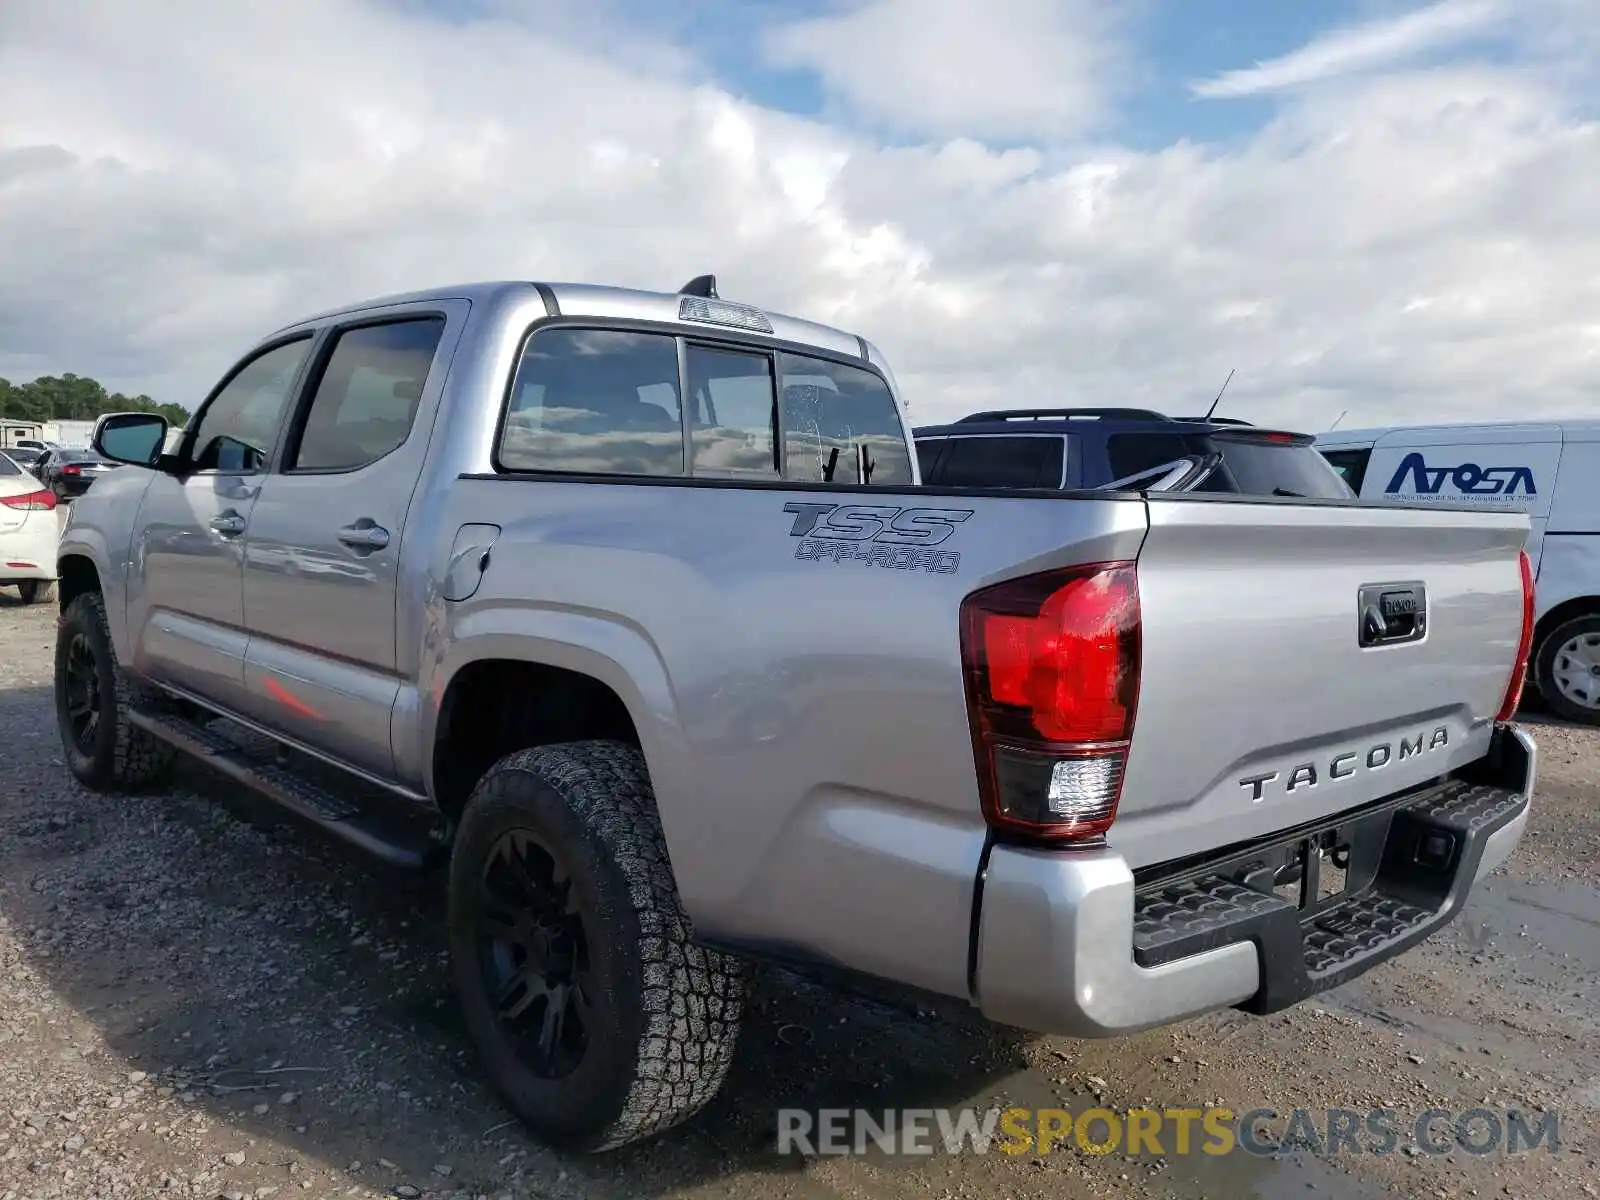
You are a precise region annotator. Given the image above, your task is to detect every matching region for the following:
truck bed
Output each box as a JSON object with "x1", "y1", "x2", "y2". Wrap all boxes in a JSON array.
[{"x1": 429, "y1": 475, "x2": 1529, "y2": 1003}]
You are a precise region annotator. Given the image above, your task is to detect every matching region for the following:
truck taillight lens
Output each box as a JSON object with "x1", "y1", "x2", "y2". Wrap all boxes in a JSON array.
[
  {"x1": 1496, "y1": 548, "x2": 1535, "y2": 723},
  {"x1": 0, "y1": 488, "x2": 56, "y2": 511},
  {"x1": 960, "y1": 562, "x2": 1141, "y2": 842}
]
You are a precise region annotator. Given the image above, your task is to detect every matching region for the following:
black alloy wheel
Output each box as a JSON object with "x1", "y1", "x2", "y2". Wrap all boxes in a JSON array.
[
  {"x1": 61, "y1": 631, "x2": 103, "y2": 756},
  {"x1": 479, "y1": 828, "x2": 595, "y2": 1080}
]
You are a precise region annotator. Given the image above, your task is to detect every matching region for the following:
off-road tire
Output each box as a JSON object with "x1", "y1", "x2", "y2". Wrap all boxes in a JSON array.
[
  {"x1": 16, "y1": 579, "x2": 55, "y2": 605},
  {"x1": 55, "y1": 591, "x2": 176, "y2": 791},
  {"x1": 1533, "y1": 614, "x2": 1600, "y2": 725},
  {"x1": 448, "y1": 740, "x2": 747, "y2": 1152}
]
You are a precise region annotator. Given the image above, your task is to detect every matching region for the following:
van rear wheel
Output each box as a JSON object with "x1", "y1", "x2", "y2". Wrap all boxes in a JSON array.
[{"x1": 1534, "y1": 615, "x2": 1600, "y2": 725}]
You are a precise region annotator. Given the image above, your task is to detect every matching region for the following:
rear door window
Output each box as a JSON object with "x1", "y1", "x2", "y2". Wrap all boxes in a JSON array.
[{"x1": 918, "y1": 435, "x2": 1065, "y2": 489}]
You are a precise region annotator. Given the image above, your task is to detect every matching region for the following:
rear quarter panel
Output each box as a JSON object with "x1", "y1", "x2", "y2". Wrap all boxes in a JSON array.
[{"x1": 423, "y1": 477, "x2": 1147, "y2": 999}]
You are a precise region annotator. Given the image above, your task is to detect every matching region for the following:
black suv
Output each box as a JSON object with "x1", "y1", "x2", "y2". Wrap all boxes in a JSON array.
[{"x1": 912, "y1": 407, "x2": 1354, "y2": 498}]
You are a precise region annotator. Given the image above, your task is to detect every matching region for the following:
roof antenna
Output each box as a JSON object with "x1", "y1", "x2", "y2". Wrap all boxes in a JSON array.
[
  {"x1": 1329, "y1": 409, "x2": 1348, "y2": 431},
  {"x1": 1202, "y1": 368, "x2": 1235, "y2": 421},
  {"x1": 679, "y1": 274, "x2": 718, "y2": 299}
]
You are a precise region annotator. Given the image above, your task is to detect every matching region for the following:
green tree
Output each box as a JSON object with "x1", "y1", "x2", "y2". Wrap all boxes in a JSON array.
[{"x1": 0, "y1": 374, "x2": 190, "y2": 426}]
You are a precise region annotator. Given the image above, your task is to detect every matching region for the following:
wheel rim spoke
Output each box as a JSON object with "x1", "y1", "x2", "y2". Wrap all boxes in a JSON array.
[
  {"x1": 478, "y1": 827, "x2": 593, "y2": 1080},
  {"x1": 61, "y1": 633, "x2": 103, "y2": 750}
]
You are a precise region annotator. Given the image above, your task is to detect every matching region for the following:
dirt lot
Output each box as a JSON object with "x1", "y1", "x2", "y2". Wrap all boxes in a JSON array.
[{"x1": 2, "y1": 587, "x2": 1598, "y2": 1200}]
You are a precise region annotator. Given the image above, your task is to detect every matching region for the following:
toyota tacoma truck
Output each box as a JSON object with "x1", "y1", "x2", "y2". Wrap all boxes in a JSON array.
[{"x1": 55, "y1": 276, "x2": 1537, "y2": 1153}]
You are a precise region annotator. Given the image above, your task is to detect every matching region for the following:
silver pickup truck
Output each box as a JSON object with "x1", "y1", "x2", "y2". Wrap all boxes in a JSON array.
[{"x1": 56, "y1": 277, "x2": 1538, "y2": 1153}]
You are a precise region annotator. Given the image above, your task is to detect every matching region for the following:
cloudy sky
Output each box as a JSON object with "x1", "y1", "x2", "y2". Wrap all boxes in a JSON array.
[{"x1": 3, "y1": 0, "x2": 1598, "y2": 431}]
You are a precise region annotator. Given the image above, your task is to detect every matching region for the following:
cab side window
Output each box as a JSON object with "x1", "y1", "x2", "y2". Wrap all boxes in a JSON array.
[
  {"x1": 290, "y1": 317, "x2": 446, "y2": 472},
  {"x1": 190, "y1": 337, "x2": 313, "y2": 473}
]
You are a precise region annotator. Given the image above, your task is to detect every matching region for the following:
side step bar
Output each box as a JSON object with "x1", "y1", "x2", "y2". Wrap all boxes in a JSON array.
[{"x1": 129, "y1": 707, "x2": 447, "y2": 870}]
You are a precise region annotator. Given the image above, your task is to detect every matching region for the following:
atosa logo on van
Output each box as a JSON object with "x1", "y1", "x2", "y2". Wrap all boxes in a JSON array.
[{"x1": 1384, "y1": 453, "x2": 1538, "y2": 499}]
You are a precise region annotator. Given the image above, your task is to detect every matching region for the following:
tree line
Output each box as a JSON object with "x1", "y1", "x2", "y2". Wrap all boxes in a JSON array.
[{"x1": 0, "y1": 373, "x2": 189, "y2": 427}]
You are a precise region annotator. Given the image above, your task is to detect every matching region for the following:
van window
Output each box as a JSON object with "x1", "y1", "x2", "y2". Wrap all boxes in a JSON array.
[{"x1": 1319, "y1": 448, "x2": 1372, "y2": 492}]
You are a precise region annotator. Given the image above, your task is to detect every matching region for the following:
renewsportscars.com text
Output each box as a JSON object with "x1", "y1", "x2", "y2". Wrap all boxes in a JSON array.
[{"x1": 777, "y1": 1106, "x2": 1560, "y2": 1159}]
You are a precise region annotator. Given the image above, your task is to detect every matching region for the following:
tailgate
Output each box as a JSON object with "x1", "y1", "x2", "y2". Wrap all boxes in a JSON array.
[{"x1": 1113, "y1": 496, "x2": 1529, "y2": 870}]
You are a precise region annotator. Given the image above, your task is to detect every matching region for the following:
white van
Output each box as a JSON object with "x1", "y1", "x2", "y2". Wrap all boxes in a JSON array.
[{"x1": 1315, "y1": 419, "x2": 1600, "y2": 724}]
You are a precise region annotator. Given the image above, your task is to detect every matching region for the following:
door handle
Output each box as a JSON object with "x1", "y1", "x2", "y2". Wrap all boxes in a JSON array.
[
  {"x1": 210, "y1": 511, "x2": 246, "y2": 536},
  {"x1": 338, "y1": 521, "x2": 391, "y2": 551}
]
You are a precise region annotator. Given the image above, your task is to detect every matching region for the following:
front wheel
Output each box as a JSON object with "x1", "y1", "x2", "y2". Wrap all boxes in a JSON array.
[
  {"x1": 1533, "y1": 614, "x2": 1600, "y2": 725},
  {"x1": 448, "y1": 741, "x2": 747, "y2": 1152},
  {"x1": 54, "y1": 592, "x2": 176, "y2": 790}
]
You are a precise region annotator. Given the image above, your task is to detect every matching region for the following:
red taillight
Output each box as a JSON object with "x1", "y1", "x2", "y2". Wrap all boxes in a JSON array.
[
  {"x1": 960, "y1": 562, "x2": 1141, "y2": 842},
  {"x1": 62, "y1": 464, "x2": 81, "y2": 475},
  {"x1": 0, "y1": 488, "x2": 56, "y2": 511},
  {"x1": 1496, "y1": 549, "x2": 1536, "y2": 722}
]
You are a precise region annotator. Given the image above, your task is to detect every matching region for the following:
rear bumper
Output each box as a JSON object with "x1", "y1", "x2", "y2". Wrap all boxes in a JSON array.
[
  {"x1": 0, "y1": 514, "x2": 61, "y2": 581},
  {"x1": 973, "y1": 724, "x2": 1535, "y2": 1037}
]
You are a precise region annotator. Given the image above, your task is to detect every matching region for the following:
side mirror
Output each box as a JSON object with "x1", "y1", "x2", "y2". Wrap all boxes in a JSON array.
[{"x1": 94, "y1": 412, "x2": 170, "y2": 467}]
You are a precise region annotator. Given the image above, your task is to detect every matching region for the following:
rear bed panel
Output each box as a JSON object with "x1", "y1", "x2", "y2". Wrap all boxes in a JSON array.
[{"x1": 1113, "y1": 496, "x2": 1529, "y2": 871}]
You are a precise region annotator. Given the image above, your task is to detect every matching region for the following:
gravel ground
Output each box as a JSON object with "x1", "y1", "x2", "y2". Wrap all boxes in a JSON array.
[{"x1": 2, "y1": 580, "x2": 1598, "y2": 1200}]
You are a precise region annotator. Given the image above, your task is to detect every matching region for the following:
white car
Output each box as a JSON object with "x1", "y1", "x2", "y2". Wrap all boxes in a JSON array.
[{"x1": 0, "y1": 451, "x2": 59, "y2": 604}]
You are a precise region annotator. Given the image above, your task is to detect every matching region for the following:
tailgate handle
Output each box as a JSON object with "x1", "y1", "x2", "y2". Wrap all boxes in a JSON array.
[{"x1": 1358, "y1": 583, "x2": 1427, "y2": 648}]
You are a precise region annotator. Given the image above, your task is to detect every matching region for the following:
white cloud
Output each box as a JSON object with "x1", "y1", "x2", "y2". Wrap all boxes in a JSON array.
[
  {"x1": 762, "y1": 0, "x2": 1130, "y2": 141},
  {"x1": 1, "y1": 0, "x2": 1599, "y2": 434},
  {"x1": 1192, "y1": 0, "x2": 1511, "y2": 99}
]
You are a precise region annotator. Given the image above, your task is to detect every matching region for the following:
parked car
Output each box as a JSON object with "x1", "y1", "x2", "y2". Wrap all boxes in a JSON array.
[
  {"x1": 6, "y1": 446, "x2": 46, "y2": 471},
  {"x1": 1316, "y1": 419, "x2": 1600, "y2": 725},
  {"x1": 35, "y1": 447, "x2": 119, "y2": 499},
  {"x1": 913, "y1": 407, "x2": 1355, "y2": 497},
  {"x1": 0, "y1": 451, "x2": 58, "y2": 603},
  {"x1": 59, "y1": 277, "x2": 1535, "y2": 1153}
]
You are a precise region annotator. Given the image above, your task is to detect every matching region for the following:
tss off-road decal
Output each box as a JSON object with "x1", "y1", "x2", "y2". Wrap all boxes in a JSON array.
[{"x1": 782, "y1": 502, "x2": 973, "y2": 574}]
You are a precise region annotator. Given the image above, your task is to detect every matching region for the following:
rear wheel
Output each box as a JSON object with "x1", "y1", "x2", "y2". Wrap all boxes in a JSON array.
[
  {"x1": 1533, "y1": 614, "x2": 1600, "y2": 725},
  {"x1": 54, "y1": 592, "x2": 176, "y2": 790},
  {"x1": 448, "y1": 740, "x2": 747, "y2": 1152}
]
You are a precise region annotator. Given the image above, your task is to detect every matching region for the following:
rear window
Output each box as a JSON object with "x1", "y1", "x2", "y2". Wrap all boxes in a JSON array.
[
  {"x1": 1106, "y1": 433, "x2": 1191, "y2": 484},
  {"x1": 779, "y1": 353, "x2": 913, "y2": 486},
  {"x1": 1211, "y1": 437, "x2": 1355, "y2": 499},
  {"x1": 917, "y1": 435, "x2": 1065, "y2": 489},
  {"x1": 0, "y1": 454, "x2": 21, "y2": 477}
]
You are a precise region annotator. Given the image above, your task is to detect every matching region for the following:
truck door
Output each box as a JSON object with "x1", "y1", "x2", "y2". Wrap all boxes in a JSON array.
[
  {"x1": 127, "y1": 335, "x2": 316, "y2": 714},
  {"x1": 233, "y1": 301, "x2": 465, "y2": 781}
]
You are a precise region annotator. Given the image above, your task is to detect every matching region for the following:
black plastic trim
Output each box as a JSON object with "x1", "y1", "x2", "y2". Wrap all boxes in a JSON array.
[
  {"x1": 532, "y1": 282, "x2": 560, "y2": 317},
  {"x1": 1131, "y1": 770, "x2": 1528, "y2": 1015},
  {"x1": 459, "y1": 468, "x2": 1143, "y2": 503}
]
